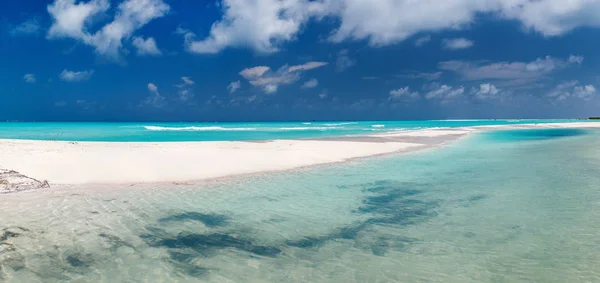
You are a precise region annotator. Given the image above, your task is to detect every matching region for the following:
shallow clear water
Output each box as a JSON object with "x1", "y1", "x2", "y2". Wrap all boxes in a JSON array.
[
  {"x1": 0, "y1": 120, "x2": 590, "y2": 141},
  {"x1": 1, "y1": 128, "x2": 600, "y2": 282}
]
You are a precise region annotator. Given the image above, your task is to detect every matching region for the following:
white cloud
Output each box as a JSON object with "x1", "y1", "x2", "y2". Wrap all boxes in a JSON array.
[
  {"x1": 178, "y1": 89, "x2": 193, "y2": 102},
  {"x1": 439, "y1": 55, "x2": 582, "y2": 83},
  {"x1": 132, "y1": 36, "x2": 162, "y2": 56},
  {"x1": 144, "y1": 82, "x2": 166, "y2": 107},
  {"x1": 548, "y1": 81, "x2": 596, "y2": 101},
  {"x1": 319, "y1": 90, "x2": 328, "y2": 99},
  {"x1": 186, "y1": 0, "x2": 600, "y2": 53},
  {"x1": 336, "y1": 49, "x2": 355, "y2": 72},
  {"x1": 47, "y1": 0, "x2": 110, "y2": 39},
  {"x1": 239, "y1": 66, "x2": 270, "y2": 80},
  {"x1": 239, "y1": 61, "x2": 327, "y2": 93},
  {"x1": 288, "y1": 61, "x2": 328, "y2": 72},
  {"x1": 415, "y1": 35, "x2": 431, "y2": 47},
  {"x1": 326, "y1": 1, "x2": 497, "y2": 46},
  {"x1": 185, "y1": 0, "x2": 325, "y2": 54},
  {"x1": 54, "y1": 101, "x2": 67, "y2": 107},
  {"x1": 10, "y1": 19, "x2": 41, "y2": 36},
  {"x1": 178, "y1": 76, "x2": 195, "y2": 87},
  {"x1": 389, "y1": 86, "x2": 419, "y2": 101},
  {"x1": 264, "y1": 84, "x2": 278, "y2": 94},
  {"x1": 503, "y1": 0, "x2": 600, "y2": 37},
  {"x1": 175, "y1": 77, "x2": 195, "y2": 102},
  {"x1": 425, "y1": 84, "x2": 465, "y2": 100},
  {"x1": 473, "y1": 83, "x2": 501, "y2": 99},
  {"x1": 23, "y1": 74, "x2": 36, "y2": 84},
  {"x1": 574, "y1": 85, "x2": 597, "y2": 100},
  {"x1": 568, "y1": 55, "x2": 584, "y2": 64},
  {"x1": 148, "y1": 82, "x2": 158, "y2": 94},
  {"x1": 59, "y1": 69, "x2": 93, "y2": 82},
  {"x1": 442, "y1": 38, "x2": 474, "y2": 50},
  {"x1": 47, "y1": 0, "x2": 170, "y2": 59},
  {"x1": 228, "y1": 81, "x2": 242, "y2": 93},
  {"x1": 302, "y1": 78, "x2": 318, "y2": 88}
]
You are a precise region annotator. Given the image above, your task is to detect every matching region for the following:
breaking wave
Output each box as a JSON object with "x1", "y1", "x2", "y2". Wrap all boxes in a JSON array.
[
  {"x1": 144, "y1": 126, "x2": 342, "y2": 132},
  {"x1": 144, "y1": 126, "x2": 258, "y2": 131}
]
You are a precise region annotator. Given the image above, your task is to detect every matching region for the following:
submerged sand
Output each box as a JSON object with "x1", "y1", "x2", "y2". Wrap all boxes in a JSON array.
[{"x1": 0, "y1": 122, "x2": 598, "y2": 187}]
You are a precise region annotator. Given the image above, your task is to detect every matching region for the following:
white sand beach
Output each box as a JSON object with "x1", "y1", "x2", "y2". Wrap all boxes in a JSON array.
[{"x1": 0, "y1": 122, "x2": 599, "y2": 186}]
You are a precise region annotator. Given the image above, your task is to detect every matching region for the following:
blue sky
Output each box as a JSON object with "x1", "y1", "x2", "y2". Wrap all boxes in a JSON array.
[{"x1": 2, "y1": 0, "x2": 600, "y2": 121}]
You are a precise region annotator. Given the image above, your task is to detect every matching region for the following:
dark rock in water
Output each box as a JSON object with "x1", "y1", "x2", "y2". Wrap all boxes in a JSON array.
[
  {"x1": 159, "y1": 212, "x2": 229, "y2": 228},
  {"x1": 0, "y1": 169, "x2": 50, "y2": 194}
]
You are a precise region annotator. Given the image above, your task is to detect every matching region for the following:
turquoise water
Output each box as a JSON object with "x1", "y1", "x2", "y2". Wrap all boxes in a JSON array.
[
  {"x1": 1, "y1": 128, "x2": 600, "y2": 282},
  {"x1": 0, "y1": 120, "x2": 590, "y2": 141}
]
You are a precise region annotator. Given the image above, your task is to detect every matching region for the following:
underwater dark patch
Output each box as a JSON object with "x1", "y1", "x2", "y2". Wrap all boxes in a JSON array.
[
  {"x1": 286, "y1": 222, "x2": 369, "y2": 249},
  {"x1": 487, "y1": 128, "x2": 588, "y2": 143},
  {"x1": 66, "y1": 255, "x2": 91, "y2": 268},
  {"x1": 0, "y1": 231, "x2": 19, "y2": 242},
  {"x1": 288, "y1": 181, "x2": 434, "y2": 255},
  {"x1": 159, "y1": 212, "x2": 230, "y2": 228},
  {"x1": 468, "y1": 194, "x2": 487, "y2": 202},
  {"x1": 141, "y1": 229, "x2": 281, "y2": 258}
]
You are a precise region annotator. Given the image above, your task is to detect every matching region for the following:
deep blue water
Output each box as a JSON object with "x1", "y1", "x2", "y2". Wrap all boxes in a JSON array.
[{"x1": 0, "y1": 120, "x2": 591, "y2": 141}]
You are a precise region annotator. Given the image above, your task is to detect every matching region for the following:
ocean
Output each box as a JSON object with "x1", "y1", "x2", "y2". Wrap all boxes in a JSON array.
[
  {"x1": 1, "y1": 127, "x2": 599, "y2": 282},
  {"x1": 0, "y1": 119, "x2": 590, "y2": 141}
]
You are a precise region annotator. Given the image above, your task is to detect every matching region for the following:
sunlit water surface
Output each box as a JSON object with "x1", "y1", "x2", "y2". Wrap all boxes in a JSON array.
[{"x1": 1, "y1": 128, "x2": 600, "y2": 282}]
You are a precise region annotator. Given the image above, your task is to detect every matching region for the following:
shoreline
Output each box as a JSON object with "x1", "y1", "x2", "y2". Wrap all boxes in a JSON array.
[{"x1": 1, "y1": 122, "x2": 599, "y2": 192}]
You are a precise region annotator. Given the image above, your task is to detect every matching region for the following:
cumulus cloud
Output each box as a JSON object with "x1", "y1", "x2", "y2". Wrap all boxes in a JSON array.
[
  {"x1": 228, "y1": 80, "x2": 242, "y2": 93},
  {"x1": 59, "y1": 69, "x2": 93, "y2": 82},
  {"x1": 10, "y1": 19, "x2": 41, "y2": 36},
  {"x1": 178, "y1": 76, "x2": 195, "y2": 87},
  {"x1": 424, "y1": 83, "x2": 465, "y2": 100},
  {"x1": 414, "y1": 35, "x2": 431, "y2": 47},
  {"x1": 144, "y1": 82, "x2": 165, "y2": 107},
  {"x1": 47, "y1": 0, "x2": 170, "y2": 59},
  {"x1": 473, "y1": 83, "x2": 501, "y2": 99},
  {"x1": 132, "y1": 36, "x2": 162, "y2": 56},
  {"x1": 548, "y1": 81, "x2": 596, "y2": 101},
  {"x1": 23, "y1": 74, "x2": 36, "y2": 84},
  {"x1": 185, "y1": 0, "x2": 325, "y2": 54},
  {"x1": 335, "y1": 49, "x2": 356, "y2": 72},
  {"x1": 175, "y1": 77, "x2": 195, "y2": 102},
  {"x1": 439, "y1": 55, "x2": 583, "y2": 84},
  {"x1": 302, "y1": 78, "x2": 318, "y2": 88},
  {"x1": 503, "y1": 0, "x2": 600, "y2": 36},
  {"x1": 185, "y1": 0, "x2": 600, "y2": 54},
  {"x1": 389, "y1": 86, "x2": 419, "y2": 101},
  {"x1": 568, "y1": 55, "x2": 584, "y2": 64},
  {"x1": 442, "y1": 38, "x2": 474, "y2": 50},
  {"x1": 239, "y1": 61, "x2": 327, "y2": 93}
]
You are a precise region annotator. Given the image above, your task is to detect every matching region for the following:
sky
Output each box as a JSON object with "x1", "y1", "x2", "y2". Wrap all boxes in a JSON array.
[{"x1": 2, "y1": 0, "x2": 600, "y2": 121}]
